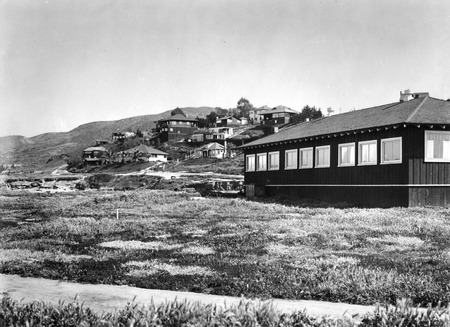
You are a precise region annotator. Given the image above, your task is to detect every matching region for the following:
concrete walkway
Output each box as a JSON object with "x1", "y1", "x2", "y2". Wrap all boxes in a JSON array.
[{"x1": 0, "y1": 274, "x2": 376, "y2": 318}]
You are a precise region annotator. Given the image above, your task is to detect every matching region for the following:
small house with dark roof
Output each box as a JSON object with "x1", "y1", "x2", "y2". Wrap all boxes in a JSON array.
[
  {"x1": 240, "y1": 92, "x2": 450, "y2": 207},
  {"x1": 260, "y1": 105, "x2": 299, "y2": 126},
  {"x1": 155, "y1": 114, "x2": 199, "y2": 142}
]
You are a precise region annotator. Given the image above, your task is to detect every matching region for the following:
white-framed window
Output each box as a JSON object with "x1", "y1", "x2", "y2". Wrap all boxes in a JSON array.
[
  {"x1": 425, "y1": 131, "x2": 450, "y2": 162},
  {"x1": 285, "y1": 149, "x2": 298, "y2": 169},
  {"x1": 358, "y1": 140, "x2": 377, "y2": 166},
  {"x1": 315, "y1": 145, "x2": 330, "y2": 168},
  {"x1": 169, "y1": 128, "x2": 174, "y2": 132},
  {"x1": 256, "y1": 153, "x2": 267, "y2": 171},
  {"x1": 338, "y1": 142, "x2": 355, "y2": 167},
  {"x1": 246, "y1": 154, "x2": 255, "y2": 172},
  {"x1": 299, "y1": 147, "x2": 313, "y2": 169},
  {"x1": 268, "y1": 151, "x2": 280, "y2": 170},
  {"x1": 273, "y1": 113, "x2": 279, "y2": 118},
  {"x1": 381, "y1": 137, "x2": 402, "y2": 164}
]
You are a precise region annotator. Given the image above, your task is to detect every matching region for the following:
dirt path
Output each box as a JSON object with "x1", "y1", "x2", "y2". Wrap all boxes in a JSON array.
[{"x1": 0, "y1": 274, "x2": 376, "y2": 318}]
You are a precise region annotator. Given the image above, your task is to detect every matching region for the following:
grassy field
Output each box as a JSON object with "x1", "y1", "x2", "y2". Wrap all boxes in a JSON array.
[{"x1": 1, "y1": 190, "x2": 450, "y2": 307}]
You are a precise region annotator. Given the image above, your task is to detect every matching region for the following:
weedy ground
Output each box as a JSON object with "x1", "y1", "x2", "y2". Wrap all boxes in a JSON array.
[
  {"x1": 1, "y1": 190, "x2": 450, "y2": 307},
  {"x1": 3, "y1": 296, "x2": 450, "y2": 327}
]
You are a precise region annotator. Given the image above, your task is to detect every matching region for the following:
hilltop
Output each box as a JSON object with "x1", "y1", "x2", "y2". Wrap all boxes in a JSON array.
[{"x1": 0, "y1": 106, "x2": 214, "y2": 172}]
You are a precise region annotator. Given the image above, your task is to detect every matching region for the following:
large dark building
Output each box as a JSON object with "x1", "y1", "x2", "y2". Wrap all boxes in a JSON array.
[
  {"x1": 240, "y1": 92, "x2": 450, "y2": 207},
  {"x1": 155, "y1": 114, "x2": 199, "y2": 142},
  {"x1": 260, "y1": 105, "x2": 299, "y2": 126}
]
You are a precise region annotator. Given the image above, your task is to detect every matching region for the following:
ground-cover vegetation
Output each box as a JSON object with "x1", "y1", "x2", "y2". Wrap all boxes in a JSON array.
[
  {"x1": 1, "y1": 190, "x2": 450, "y2": 306},
  {"x1": 3, "y1": 297, "x2": 450, "y2": 327}
]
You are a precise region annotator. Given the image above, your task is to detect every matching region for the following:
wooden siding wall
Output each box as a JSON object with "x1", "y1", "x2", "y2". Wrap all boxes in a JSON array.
[
  {"x1": 405, "y1": 128, "x2": 450, "y2": 184},
  {"x1": 245, "y1": 127, "x2": 410, "y2": 187}
]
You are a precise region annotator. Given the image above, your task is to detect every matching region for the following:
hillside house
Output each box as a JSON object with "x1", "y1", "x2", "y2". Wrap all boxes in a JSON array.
[
  {"x1": 206, "y1": 127, "x2": 234, "y2": 141},
  {"x1": 216, "y1": 116, "x2": 248, "y2": 127},
  {"x1": 112, "y1": 132, "x2": 126, "y2": 143},
  {"x1": 82, "y1": 146, "x2": 109, "y2": 165},
  {"x1": 116, "y1": 144, "x2": 168, "y2": 163},
  {"x1": 260, "y1": 106, "x2": 298, "y2": 126},
  {"x1": 96, "y1": 140, "x2": 109, "y2": 146},
  {"x1": 249, "y1": 106, "x2": 271, "y2": 124},
  {"x1": 191, "y1": 127, "x2": 234, "y2": 143},
  {"x1": 155, "y1": 114, "x2": 199, "y2": 142},
  {"x1": 240, "y1": 92, "x2": 450, "y2": 207},
  {"x1": 194, "y1": 142, "x2": 225, "y2": 159}
]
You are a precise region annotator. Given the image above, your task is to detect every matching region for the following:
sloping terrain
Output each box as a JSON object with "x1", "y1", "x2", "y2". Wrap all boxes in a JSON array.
[{"x1": 0, "y1": 107, "x2": 214, "y2": 172}]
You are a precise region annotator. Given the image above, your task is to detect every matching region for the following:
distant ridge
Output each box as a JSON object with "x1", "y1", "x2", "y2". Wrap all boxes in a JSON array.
[{"x1": 0, "y1": 106, "x2": 214, "y2": 171}]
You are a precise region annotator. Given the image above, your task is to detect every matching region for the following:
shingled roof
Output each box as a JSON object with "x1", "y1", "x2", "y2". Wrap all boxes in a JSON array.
[
  {"x1": 241, "y1": 96, "x2": 450, "y2": 149},
  {"x1": 261, "y1": 105, "x2": 298, "y2": 115},
  {"x1": 158, "y1": 114, "x2": 198, "y2": 122}
]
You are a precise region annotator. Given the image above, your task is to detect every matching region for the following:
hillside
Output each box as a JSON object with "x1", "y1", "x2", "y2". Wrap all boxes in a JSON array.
[{"x1": 0, "y1": 106, "x2": 214, "y2": 172}]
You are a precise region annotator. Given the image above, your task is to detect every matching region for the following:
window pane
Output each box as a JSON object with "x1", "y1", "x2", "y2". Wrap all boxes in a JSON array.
[
  {"x1": 285, "y1": 150, "x2": 297, "y2": 169},
  {"x1": 246, "y1": 155, "x2": 255, "y2": 171},
  {"x1": 382, "y1": 138, "x2": 401, "y2": 163},
  {"x1": 384, "y1": 141, "x2": 392, "y2": 161},
  {"x1": 369, "y1": 143, "x2": 377, "y2": 162},
  {"x1": 316, "y1": 147, "x2": 330, "y2": 167},
  {"x1": 426, "y1": 140, "x2": 434, "y2": 159},
  {"x1": 301, "y1": 149, "x2": 312, "y2": 167},
  {"x1": 257, "y1": 154, "x2": 267, "y2": 170},
  {"x1": 444, "y1": 140, "x2": 450, "y2": 159},
  {"x1": 426, "y1": 132, "x2": 450, "y2": 160},
  {"x1": 269, "y1": 153, "x2": 279, "y2": 169},
  {"x1": 340, "y1": 145, "x2": 354, "y2": 165},
  {"x1": 392, "y1": 141, "x2": 400, "y2": 160}
]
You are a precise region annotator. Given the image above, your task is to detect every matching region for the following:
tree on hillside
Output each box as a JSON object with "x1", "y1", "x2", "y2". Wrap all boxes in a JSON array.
[
  {"x1": 206, "y1": 111, "x2": 218, "y2": 127},
  {"x1": 215, "y1": 107, "x2": 229, "y2": 117},
  {"x1": 171, "y1": 107, "x2": 186, "y2": 117},
  {"x1": 196, "y1": 116, "x2": 208, "y2": 128},
  {"x1": 236, "y1": 97, "x2": 253, "y2": 118},
  {"x1": 291, "y1": 105, "x2": 323, "y2": 124}
]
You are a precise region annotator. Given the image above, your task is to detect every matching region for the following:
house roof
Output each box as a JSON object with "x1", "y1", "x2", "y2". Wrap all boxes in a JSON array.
[
  {"x1": 123, "y1": 144, "x2": 168, "y2": 155},
  {"x1": 158, "y1": 114, "x2": 198, "y2": 122},
  {"x1": 83, "y1": 146, "x2": 107, "y2": 152},
  {"x1": 197, "y1": 142, "x2": 225, "y2": 151},
  {"x1": 241, "y1": 96, "x2": 450, "y2": 149},
  {"x1": 261, "y1": 105, "x2": 298, "y2": 115}
]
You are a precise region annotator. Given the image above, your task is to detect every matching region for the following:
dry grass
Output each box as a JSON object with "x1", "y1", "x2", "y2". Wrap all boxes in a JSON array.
[{"x1": 123, "y1": 259, "x2": 216, "y2": 277}]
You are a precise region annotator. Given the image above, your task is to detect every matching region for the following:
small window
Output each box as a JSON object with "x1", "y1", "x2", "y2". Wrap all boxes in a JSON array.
[
  {"x1": 315, "y1": 145, "x2": 330, "y2": 168},
  {"x1": 358, "y1": 140, "x2": 377, "y2": 165},
  {"x1": 299, "y1": 147, "x2": 313, "y2": 169},
  {"x1": 246, "y1": 154, "x2": 255, "y2": 172},
  {"x1": 381, "y1": 137, "x2": 402, "y2": 164},
  {"x1": 273, "y1": 113, "x2": 279, "y2": 118},
  {"x1": 285, "y1": 149, "x2": 298, "y2": 169},
  {"x1": 268, "y1": 151, "x2": 280, "y2": 170},
  {"x1": 425, "y1": 131, "x2": 450, "y2": 162},
  {"x1": 170, "y1": 128, "x2": 174, "y2": 132},
  {"x1": 338, "y1": 143, "x2": 355, "y2": 167},
  {"x1": 256, "y1": 153, "x2": 267, "y2": 171}
]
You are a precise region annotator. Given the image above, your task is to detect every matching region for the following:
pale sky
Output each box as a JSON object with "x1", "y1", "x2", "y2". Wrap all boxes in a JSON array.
[{"x1": 1, "y1": 0, "x2": 450, "y2": 137}]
